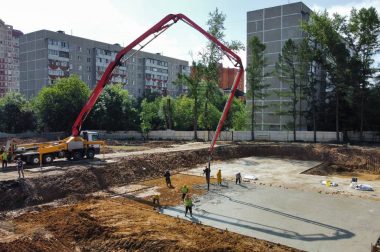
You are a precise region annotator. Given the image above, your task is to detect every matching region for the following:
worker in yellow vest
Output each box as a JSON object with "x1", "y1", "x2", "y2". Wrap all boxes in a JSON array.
[
  {"x1": 184, "y1": 194, "x2": 193, "y2": 217},
  {"x1": 2, "y1": 151, "x2": 8, "y2": 170},
  {"x1": 152, "y1": 194, "x2": 160, "y2": 210},
  {"x1": 181, "y1": 185, "x2": 189, "y2": 200}
]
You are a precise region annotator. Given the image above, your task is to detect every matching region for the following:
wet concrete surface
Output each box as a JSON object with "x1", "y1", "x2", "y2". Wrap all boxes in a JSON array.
[
  {"x1": 183, "y1": 157, "x2": 380, "y2": 200},
  {"x1": 162, "y1": 182, "x2": 380, "y2": 252}
]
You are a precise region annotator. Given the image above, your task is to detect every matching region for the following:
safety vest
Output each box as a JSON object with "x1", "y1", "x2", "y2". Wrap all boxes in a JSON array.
[
  {"x1": 217, "y1": 171, "x2": 221, "y2": 178},
  {"x1": 184, "y1": 198, "x2": 192, "y2": 207},
  {"x1": 181, "y1": 186, "x2": 189, "y2": 193},
  {"x1": 2, "y1": 152, "x2": 7, "y2": 160}
]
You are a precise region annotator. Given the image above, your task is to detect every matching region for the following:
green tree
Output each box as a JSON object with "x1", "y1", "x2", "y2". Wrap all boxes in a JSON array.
[
  {"x1": 223, "y1": 96, "x2": 247, "y2": 131},
  {"x1": 297, "y1": 38, "x2": 313, "y2": 131},
  {"x1": 366, "y1": 84, "x2": 380, "y2": 131},
  {"x1": 275, "y1": 39, "x2": 299, "y2": 141},
  {"x1": 246, "y1": 36, "x2": 268, "y2": 140},
  {"x1": 87, "y1": 84, "x2": 138, "y2": 131},
  {"x1": 343, "y1": 7, "x2": 380, "y2": 139},
  {"x1": 198, "y1": 103, "x2": 221, "y2": 131},
  {"x1": 140, "y1": 98, "x2": 162, "y2": 138},
  {"x1": 159, "y1": 96, "x2": 174, "y2": 130},
  {"x1": 0, "y1": 92, "x2": 36, "y2": 133},
  {"x1": 300, "y1": 37, "x2": 320, "y2": 142},
  {"x1": 173, "y1": 96, "x2": 194, "y2": 130},
  {"x1": 200, "y1": 8, "x2": 244, "y2": 132},
  {"x1": 302, "y1": 12, "x2": 351, "y2": 142},
  {"x1": 175, "y1": 62, "x2": 204, "y2": 138},
  {"x1": 34, "y1": 75, "x2": 90, "y2": 132}
]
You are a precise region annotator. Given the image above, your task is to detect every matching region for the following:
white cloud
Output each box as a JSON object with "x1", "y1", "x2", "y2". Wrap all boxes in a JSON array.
[{"x1": 311, "y1": 0, "x2": 380, "y2": 16}]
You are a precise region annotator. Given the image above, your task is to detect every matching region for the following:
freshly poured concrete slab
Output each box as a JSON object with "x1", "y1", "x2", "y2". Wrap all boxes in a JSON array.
[
  {"x1": 162, "y1": 183, "x2": 380, "y2": 252},
  {"x1": 183, "y1": 156, "x2": 321, "y2": 181},
  {"x1": 181, "y1": 157, "x2": 380, "y2": 199}
]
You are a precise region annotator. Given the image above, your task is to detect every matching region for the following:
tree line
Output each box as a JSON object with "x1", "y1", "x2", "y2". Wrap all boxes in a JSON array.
[
  {"x1": 0, "y1": 74, "x2": 246, "y2": 135},
  {"x1": 247, "y1": 7, "x2": 380, "y2": 142}
]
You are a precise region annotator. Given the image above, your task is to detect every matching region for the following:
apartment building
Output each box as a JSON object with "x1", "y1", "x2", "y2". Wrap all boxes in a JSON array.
[
  {"x1": 247, "y1": 2, "x2": 311, "y2": 130},
  {"x1": 0, "y1": 19, "x2": 23, "y2": 97},
  {"x1": 19, "y1": 30, "x2": 189, "y2": 98},
  {"x1": 220, "y1": 66, "x2": 244, "y2": 93}
]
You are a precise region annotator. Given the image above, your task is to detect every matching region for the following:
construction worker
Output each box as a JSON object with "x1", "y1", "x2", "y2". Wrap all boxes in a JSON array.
[
  {"x1": 16, "y1": 157, "x2": 24, "y2": 179},
  {"x1": 152, "y1": 194, "x2": 160, "y2": 210},
  {"x1": 181, "y1": 185, "x2": 189, "y2": 200},
  {"x1": 203, "y1": 166, "x2": 211, "y2": 190},
  {"x1": 236, "y1": 172, "x2": 242, "y2": 185},
  {"x1": 184, "y1": 194, "x2": 193, "y2": 217},
  {"x1": 164, "y1": 170, "x2": 172, "y2": 188},
  {"x1": 2, "y1": 151, "x2": 8, "y2": 171},
  {"x1": 217, "y1": 169, "x2": 222, "y2": 186}
]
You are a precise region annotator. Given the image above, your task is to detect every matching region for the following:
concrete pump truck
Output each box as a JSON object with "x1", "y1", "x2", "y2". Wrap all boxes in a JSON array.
[{"x1": 7, "y1": 13, "x2": 243, "y2": 166}]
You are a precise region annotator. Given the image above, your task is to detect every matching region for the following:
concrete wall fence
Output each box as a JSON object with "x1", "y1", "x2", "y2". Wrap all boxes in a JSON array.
[
  {"x1": 2, "y1": 130, "x2": 379, "y2": 143},
  {"x1": 97, "y1": 130, "x2": 344, "y2": 143}
]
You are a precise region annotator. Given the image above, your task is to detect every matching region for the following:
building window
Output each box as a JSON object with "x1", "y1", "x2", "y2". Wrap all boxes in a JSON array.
[
  {"x1": 87, "y1": 58, "x2": 91, "y2": 63},
  {"x1": 48, "y1": 49, "x2": 59, "y2": 55},
  {"x1": 59, "y1": 51, "x2": 69, "y2": 58},
  {"x1": 77, "y1": 46, "x2": 82, "y2": 52},
  {"x1": 77, "y1": 55, "x2": 82, "y2": 60},
  {"x1": 78, "y1": 65, "x2": 82, "y2": 71}
]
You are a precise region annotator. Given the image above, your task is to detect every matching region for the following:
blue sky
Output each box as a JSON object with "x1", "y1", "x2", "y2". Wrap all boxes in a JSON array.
[{"x1": 1, "y1": 0, "x2": 379, "y2": 68}]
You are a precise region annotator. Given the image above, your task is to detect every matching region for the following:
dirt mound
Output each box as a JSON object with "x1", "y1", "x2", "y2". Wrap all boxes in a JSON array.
[
  {"x1": 0, "y1": 197, "x2": 298, "y2": 252},
  {"x1": 231, "y1": 143, "x2": 380, "y2": 171}
]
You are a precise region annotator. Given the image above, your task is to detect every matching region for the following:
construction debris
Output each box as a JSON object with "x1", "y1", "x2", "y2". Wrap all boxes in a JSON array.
[
  {"x1": 350, "y1": 183, "x2": 374, "y2": 191},
  {"x1": 320, "y1": 180, "x2": 338, "y2": 187},
  {"x1": 243, "y1": 174, "x2": 258, "y2": 182}
]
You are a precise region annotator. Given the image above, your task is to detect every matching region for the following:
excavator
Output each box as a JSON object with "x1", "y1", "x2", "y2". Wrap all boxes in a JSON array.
[{"x1": 8, "y1": 13, "x2": 243, "y2": 166}]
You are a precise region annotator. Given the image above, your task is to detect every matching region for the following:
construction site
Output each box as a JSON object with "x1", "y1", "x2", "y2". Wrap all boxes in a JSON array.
[
  {"x1": 0, "y1": 6, "x2": 379, "y2": 251},
  {"x1": 0, "y1": 140, "x2": 379, "y2": 251}
]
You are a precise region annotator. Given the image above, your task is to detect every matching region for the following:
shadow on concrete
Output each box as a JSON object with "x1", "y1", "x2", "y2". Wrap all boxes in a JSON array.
[
  {"x1": 164, "y1": 205, "x2": 354, "y2": 242},
  {"x1": 197, "y1": 191, "x2": 355, "y2": 241}
]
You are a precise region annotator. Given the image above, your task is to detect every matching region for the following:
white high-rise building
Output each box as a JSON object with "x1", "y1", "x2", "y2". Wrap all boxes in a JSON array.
[{"x1": 0, "y1": 19, "x2": 23, "y2": 97}]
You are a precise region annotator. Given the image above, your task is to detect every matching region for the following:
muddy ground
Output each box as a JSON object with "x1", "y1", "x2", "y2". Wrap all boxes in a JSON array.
[
  {"x1": 0, "y1": 174, "x2": 298, "y2": 252},
  {"x1": 0, "y1": 143, "x2": 380, "y2": 212},
  {"x1": 0, "y1": 198, "x2": 298, "y2": 251}
]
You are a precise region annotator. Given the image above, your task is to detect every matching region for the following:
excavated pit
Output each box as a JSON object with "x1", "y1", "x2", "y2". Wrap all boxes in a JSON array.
[{"x1": 0, "y1": 143, "x2": 379, "y2": 211}]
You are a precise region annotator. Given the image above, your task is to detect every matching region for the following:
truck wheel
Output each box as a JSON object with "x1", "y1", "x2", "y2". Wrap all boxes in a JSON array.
[
  {"x1": 72, "y1": 151, "x2": 83, "y2": 160},
  {"x1": 43, "y1": 154, "x2": 53, "y2": 164},
  {"x1": 31, "y1": 155, "x2": 40, "y2": 165},
  {"x1": 87, "y1": 149, "x2": 95, "y2": 159}
]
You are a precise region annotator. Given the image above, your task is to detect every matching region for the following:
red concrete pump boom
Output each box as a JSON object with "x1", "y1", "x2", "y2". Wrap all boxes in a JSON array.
[{"x1": 71, "y1": 13, "x2": 244, "y2": 157}]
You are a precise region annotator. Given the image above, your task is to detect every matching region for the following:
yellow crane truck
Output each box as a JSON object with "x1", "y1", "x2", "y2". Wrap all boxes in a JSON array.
[{"x1": 8, "y1": 131, "x2": 104, "y2": 165}]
